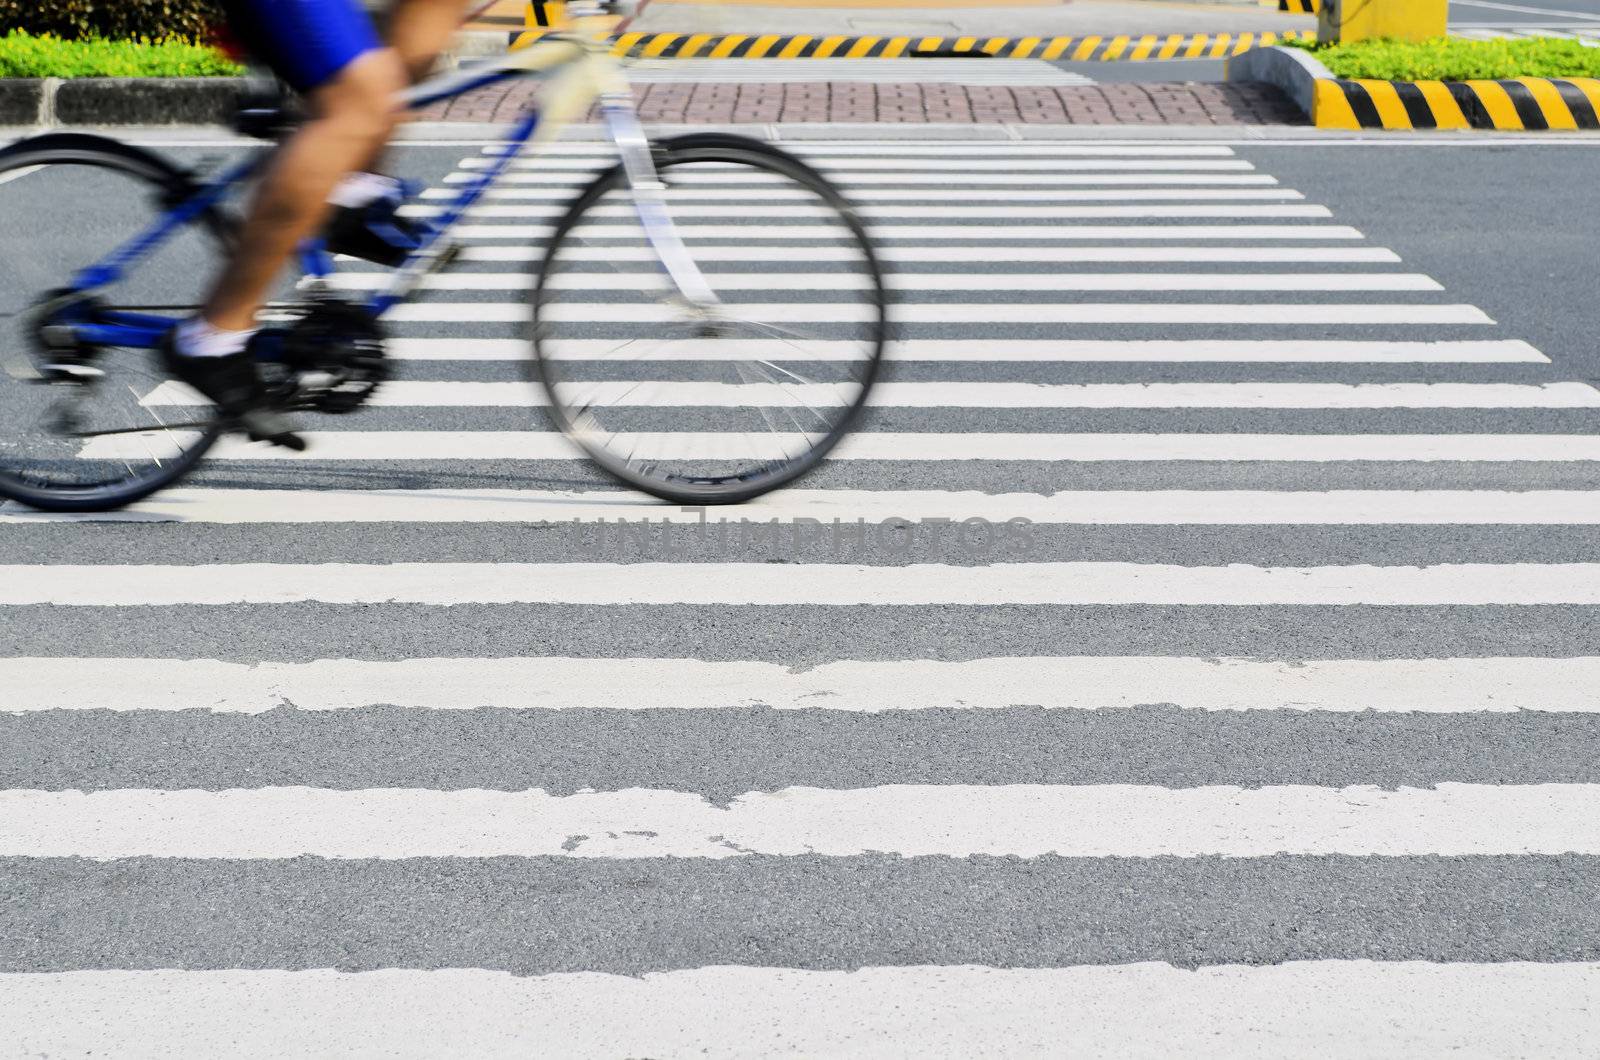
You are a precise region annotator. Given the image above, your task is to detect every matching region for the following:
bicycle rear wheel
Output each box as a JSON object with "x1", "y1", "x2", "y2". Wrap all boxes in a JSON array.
[
  {"x1": 0, "y1": 134, "x2": 230, "y2": 513},
  {"x1": 531, "y1": 133, "x2": 889, "y2": 504}
]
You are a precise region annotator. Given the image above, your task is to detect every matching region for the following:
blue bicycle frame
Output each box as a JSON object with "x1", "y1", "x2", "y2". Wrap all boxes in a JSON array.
[{"x1": 65, "y1": 65, "x2": 541, "y2": 352}]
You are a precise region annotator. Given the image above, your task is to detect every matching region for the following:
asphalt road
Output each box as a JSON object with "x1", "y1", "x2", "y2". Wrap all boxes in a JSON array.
[
  {"x1": 1450, "y1": 0, "x2": 1600, "y2": 23},
  {"x1": 3, "y1": 129, "x2": 1600, "y2": 1055}
]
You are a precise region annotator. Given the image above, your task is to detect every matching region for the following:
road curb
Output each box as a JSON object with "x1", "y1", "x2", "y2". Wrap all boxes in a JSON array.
[
  {"x1": 1228, "y1": 45, "x2": 1600, "y2": 129},
  {"x1": 510, "y1": 29, "x2": 1313, "y2": 61},
  {"x1": 0, "y1": 78, "x2": 246, "y2": 127},
  {"x1": 1227, "y1": 42, "x2": 1332, "y2": 118},
  {"x1": 0, "y1": 79, "x2": 44, "y2": 125}
]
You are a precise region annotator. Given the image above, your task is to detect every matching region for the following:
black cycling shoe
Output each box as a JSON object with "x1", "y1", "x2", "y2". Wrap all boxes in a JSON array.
[
  {"x1": 324, "y1": 194, "x2": 428, "y2": 267},
  {"x1": 158, "y1": 330, "x2": 307, "y2": 451}
]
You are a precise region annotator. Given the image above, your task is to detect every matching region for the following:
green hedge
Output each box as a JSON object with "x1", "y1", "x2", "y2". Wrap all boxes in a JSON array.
[
  {"x1": 0, "y1": 0, "x2": 223, "y2": 42},
  {"x1": 0, "y1": 30, "x2": 242, "y2": 77},
  {"x1": 1285, "y1": 36, "x2": 1600, "y2": 81}
]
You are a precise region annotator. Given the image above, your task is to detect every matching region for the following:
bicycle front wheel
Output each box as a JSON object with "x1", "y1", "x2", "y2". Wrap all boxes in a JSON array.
[{"x1": 531, "y1": 133, "x2": 889, "y2": 504}]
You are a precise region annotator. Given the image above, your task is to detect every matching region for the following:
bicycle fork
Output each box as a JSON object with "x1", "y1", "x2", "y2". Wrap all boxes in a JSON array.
[{"x1": 601, "y1": 96, "x2": 722, "y2": 311}]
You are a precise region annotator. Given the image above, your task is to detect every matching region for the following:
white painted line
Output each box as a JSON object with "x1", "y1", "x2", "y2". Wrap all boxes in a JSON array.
[
  {"x1": 327, "y1": 272, "x2": 1444, "y2": 293},
  {"x1": 455, "y1": 171, "x2": 1285, "y2": 186},
  {"x1": 407, "y1": 204, "x2": 1335, "y2": 220},
  {"x1": 483, "y1": 143, "x2": 1246, "y2": 156},
  {"x1": 5, "y1": 784, "x2": 1600, "y2": 858},
  {"x1": 457, "y1": 172, "x2": 1280, "y2": 186},
  {"x1": 14, "y1": 488, "x2": 1600, "y2": 528},
  {"x1": 86, "y1": 430, "x2": 1600, "y2": 464},
  {"x1": 455, "y1": 245, "x2": 1403, "y2": 263},
  {"x1": 91, "y1": 430, "x2": 1600, "y2": 464},
  {"x1": 386, "y1": 337, "x2": 1542, "y2": 363},
  {"x1": 0, "y1": 164, "x2": 44, "y2": 187},
  {"x1": 445, "y1": 224, "x2": 1368, "y2": 240},
  {"x1": 6, "y1": 655, "x2": 1600, "y2": 714},
  {"x1": 142, "y1": 381, "x2": 1598, "y2": 410},
  {"x1": 464, "y1": 158, "x2": 1263, "y2": 172},
  {"x1": 12, "y1": 963, "x2": 1597, "y2": 1060},
  {"x1": 10, "y1": 561, "x2": 1600, "y2": 607},
  {"x1": 387, "y1": 303, "x2": 1492, "y2": 325},
  {"x1": 431, "y1": 187, "x2": 1306, "y2": 203}
]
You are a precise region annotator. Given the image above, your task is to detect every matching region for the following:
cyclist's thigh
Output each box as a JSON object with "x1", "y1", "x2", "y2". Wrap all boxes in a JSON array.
[{"x1": 221, "y1": 0, "x2": 384, "y2": 94}]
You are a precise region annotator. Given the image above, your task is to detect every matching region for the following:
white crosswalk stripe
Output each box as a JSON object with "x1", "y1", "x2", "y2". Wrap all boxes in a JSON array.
[
  {"x1": 7, "y1": 783, "x2": 1599, "y2": 859},
  {"x1": 144, "y1": 380, "x2": 1588, "y2": 408},
  {"x1": 384, "y1": 337, "x2": 1542, "y2": 361},
  {"x1": 9, "y1": 964, "x2": 1598, "y2": 1060},
  {"x1": 9, "y1": 655, "x2": 1600, "y2": 712},
  {"x1": 88, "y1": 430, "x2": 1600, "y2": 462},
  {"x1": 3, "y1": 138, "x2": 1596, "y2": 1056}
]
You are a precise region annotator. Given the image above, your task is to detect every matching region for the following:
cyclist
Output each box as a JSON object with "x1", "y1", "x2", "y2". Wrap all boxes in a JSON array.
[{"x1": 163, "y1": 0, "x2": 470, "y2": 447}]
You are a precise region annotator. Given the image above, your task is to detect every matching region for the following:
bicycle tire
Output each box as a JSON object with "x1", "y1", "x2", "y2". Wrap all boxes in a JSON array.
[
  {"x1": 0, "y1": 133, "x2": 230, "y2": 513},
  {"x1": 529, "y1": 132, "x2": 890, "y2": 505}
]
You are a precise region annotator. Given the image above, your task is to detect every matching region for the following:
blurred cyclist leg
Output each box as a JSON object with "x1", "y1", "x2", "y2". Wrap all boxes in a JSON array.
[
  {"x1": 388, "y1": 0, "x2": 477, "y2": 80},
  {"x1": 165, "y1": 0, "x2": 465, "y2": 442},
  {"x1": 325, "y1": 0, "x2": 477, "y2": 265}
]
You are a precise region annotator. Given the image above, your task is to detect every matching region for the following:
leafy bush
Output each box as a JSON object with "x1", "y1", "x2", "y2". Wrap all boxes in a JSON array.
[
  {"x1": 0, "y1": 0, "x2": 224, "y2": 43},
  {"x1": 0, "y1": 30, "x2": 243, "y2": 77},
  {"x1": 1284, "y1": 35, "x2": 1600, "y2": 81}
]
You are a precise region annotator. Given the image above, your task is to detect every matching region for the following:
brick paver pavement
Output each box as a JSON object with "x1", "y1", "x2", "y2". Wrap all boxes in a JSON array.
[{"x1": 415, "y1": 79, "x2": 1306, "y2": 125}]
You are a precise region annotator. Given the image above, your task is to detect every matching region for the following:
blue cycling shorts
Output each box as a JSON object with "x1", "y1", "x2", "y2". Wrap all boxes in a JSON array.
[{"x1": 221, "y1": 0, "x2": 383, "y2": 94}]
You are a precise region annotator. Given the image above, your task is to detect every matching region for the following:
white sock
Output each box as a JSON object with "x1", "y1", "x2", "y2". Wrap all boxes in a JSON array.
[
  {"x1": 329, "y1": 172, "x2": 402, "y2": 210},
  {"x1": 175, "y1": 317, "x2": 256, "y2": 359}
]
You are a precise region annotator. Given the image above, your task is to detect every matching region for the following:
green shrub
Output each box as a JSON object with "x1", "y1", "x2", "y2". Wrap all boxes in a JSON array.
[
  {"x1": 0, "y1": 30, "x2": 243, "y2": 77},
  {"x1": 0, "y1": 0, "x2": 224, "y2": 43},
  {"x1": 1284, "y1": 35, "x2": 1600, "y2": 81}
]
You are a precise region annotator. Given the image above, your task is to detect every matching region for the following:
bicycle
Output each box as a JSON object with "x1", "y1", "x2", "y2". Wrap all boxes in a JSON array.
[{"x1": 0, "y1": 0, "x2": 889, "y2": 513}]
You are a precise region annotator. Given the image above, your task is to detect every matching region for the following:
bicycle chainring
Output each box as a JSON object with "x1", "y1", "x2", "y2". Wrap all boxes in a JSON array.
[{"x1": 274, "y1": 301, "x2": 389, "y2": 415}]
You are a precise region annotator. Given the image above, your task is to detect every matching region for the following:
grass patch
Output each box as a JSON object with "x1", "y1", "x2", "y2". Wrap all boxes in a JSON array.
[
  {"x1": 0, "y1": 30, "x2": 243, "y2": 78},
  {"x1": 1284, "y1": 35, "x2": 1600, "y2": 80}
]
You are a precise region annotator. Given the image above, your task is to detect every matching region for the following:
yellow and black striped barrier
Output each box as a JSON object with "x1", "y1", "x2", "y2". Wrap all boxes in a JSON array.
[
  {"x1": 510, "y1": 28, "x2": 1315, "y2": 61},
  {"x1": 1315, "y1": 77, "x2": 1600, "y2": 129},
  {"x1": 1274, "y1": 0, "x2": 1319, "y2": 14}
]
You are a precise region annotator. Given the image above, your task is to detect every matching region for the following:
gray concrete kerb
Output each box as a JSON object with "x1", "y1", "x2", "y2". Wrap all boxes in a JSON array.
[
  {"x1": 0, "y1": 78, "x2": 247, "y2": 127},
  {"x1": 1226, "y1": 44, "x2": 1334, "y2": 119}
]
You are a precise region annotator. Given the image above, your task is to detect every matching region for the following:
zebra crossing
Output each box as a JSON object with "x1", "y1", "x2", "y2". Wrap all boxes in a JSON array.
[{"x1": 3, "y1": 138, "x2": 1600, "y2": 1056}]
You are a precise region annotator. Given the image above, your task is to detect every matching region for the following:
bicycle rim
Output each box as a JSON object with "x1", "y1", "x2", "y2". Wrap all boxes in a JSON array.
[
  {"x1": 531, "y1": 137, "x2": 890, "y2": 504},
  {"x1": 0, "y1": 138, "x2": 227, "y2": 512}
]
